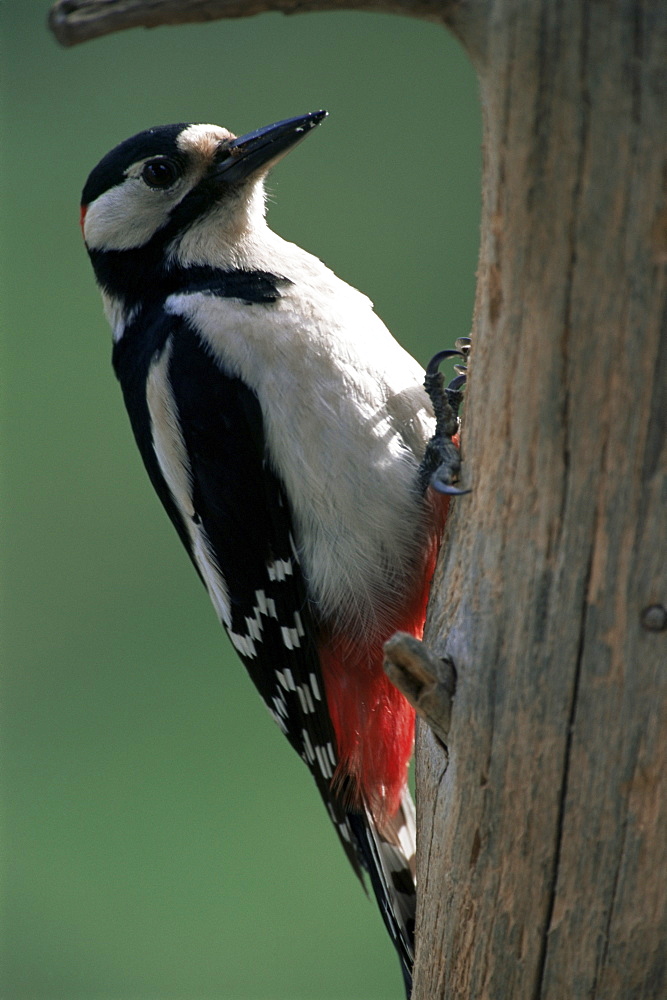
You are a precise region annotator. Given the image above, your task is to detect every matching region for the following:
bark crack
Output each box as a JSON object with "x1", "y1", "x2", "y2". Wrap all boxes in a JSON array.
[
  {"x1": 591, "y1": 814, "x2": 629, "y2": 998},
  {"x1": 532, "y1": 543, "x2": 593, "y2": 999},
  {"x1": 532, "y1": 16, "x2": 594, "y2": 993},
  {"x1": 423, "y1": 759, "x2": 451, "y2": 885},
  {"x1": 630, "y1": 1, "x2": 643, "y2": 127},
  {"x1": 559, "y1": 0, "x2": 591, "y2": 529}
]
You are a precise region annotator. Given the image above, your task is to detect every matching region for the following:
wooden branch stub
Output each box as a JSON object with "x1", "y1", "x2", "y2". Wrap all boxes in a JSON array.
[
  {"x1": 48, "y1": 0, "x2": 450, "y2": 46},
  {"x1": 383, "y1": 632, "x2": 455, "y2": 745}
]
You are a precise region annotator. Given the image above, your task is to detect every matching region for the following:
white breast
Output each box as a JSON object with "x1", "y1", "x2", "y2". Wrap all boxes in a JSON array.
[{"x1": 166, "y1": 232, "x2": 435, "y2": 638}]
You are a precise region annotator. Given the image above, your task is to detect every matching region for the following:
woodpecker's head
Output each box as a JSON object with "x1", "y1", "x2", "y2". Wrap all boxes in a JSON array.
[{"x1": 81, "y1": 111, "x2": 327, "y2": 301}]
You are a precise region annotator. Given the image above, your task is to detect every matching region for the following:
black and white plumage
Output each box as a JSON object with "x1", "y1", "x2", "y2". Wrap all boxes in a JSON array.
[{"x1": 81, "y1": 112, "x2": 454, "y2": 994}]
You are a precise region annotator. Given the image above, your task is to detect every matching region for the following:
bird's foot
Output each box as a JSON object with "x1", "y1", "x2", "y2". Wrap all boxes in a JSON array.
[{"x1": 418, "y1": 338, "x2": 471, "y2": 496}]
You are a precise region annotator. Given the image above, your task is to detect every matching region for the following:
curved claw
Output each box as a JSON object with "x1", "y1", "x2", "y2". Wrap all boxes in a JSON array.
[
  {"x1": 446, "y1": 373, "x2": 467, "y2": 393},
  {"x1": 426, "y1": 349, "x2": 466, "y2": 376},
  {"x1": 430, "y1": 477, "x2": 472, "y2": 496},
  {"x1": 420, "y1": 339, "x2": 472, "y2": 497}
]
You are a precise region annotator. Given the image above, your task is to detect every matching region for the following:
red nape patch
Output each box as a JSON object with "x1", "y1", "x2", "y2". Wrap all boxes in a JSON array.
[{"x1": 79, "y1": 204, "x2": 88, "y2": 236}]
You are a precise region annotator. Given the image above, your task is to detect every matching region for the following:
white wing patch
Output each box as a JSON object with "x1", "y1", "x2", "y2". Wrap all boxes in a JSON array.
[{"x1": 146, "y1": 336, "x2": 232, "y2": 627}]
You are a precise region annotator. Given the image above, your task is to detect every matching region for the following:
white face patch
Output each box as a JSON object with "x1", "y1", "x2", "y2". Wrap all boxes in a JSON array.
[
  {"x1": 83, "y1": 124, "x2": 235, "y2": 253},
  {"x1": 83, "y1": 165, "x2": 190, "y2": 251}
]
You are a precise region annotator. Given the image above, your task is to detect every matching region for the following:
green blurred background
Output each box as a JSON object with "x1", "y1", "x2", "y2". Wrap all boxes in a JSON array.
[{"x1": 2, "y1": 5, "x2": 480, "y2": 998}]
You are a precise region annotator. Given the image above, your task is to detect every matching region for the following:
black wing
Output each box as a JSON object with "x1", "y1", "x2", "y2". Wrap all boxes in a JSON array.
[
  {"x1": 113, "y1": 299, "x2": 363, "y2": 875},
  {"x1": 113, "y1": 291, "x2": 415, "y2": 991}
]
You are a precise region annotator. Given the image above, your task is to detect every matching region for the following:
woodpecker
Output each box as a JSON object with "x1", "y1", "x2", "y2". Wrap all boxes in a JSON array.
[{"x1": 81, "y1": 111, "x2": 464, "y2": 995}]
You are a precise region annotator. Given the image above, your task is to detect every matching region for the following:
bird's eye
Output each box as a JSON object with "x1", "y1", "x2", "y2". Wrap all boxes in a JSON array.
[{"x1": 141, "y1": 158, "x2": 180, "y2": 189}]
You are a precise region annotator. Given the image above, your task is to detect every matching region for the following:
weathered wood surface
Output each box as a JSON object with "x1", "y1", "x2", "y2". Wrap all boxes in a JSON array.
[
  {"x1": 416, "y1": 2, "x2": 667, "y2": 997},
  {"x1": 48, "y1": 0, "x2": 450, "y2": 46},
  {"x1": 50, "y1": 1, "x2": 667, "y2": 996}
]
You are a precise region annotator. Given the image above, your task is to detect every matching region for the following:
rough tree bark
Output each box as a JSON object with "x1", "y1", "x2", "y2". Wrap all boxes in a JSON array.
[
  {"x1": 50, "y1": 2, "x2": 667, "y2": 998},
  {"x1": 413, "y1": 7, "x2": 667, "y2": 997}
]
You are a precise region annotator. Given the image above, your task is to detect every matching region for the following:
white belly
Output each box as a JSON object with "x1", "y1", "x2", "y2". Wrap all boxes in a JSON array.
[{"x1": 166, "y1": 242, "x2": 434, "y2": 637}]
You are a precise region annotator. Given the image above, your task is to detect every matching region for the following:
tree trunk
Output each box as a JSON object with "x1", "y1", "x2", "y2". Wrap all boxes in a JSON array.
[
  {"x1": 50, "y1": 2, "x2": 667, "y2": 997},
  {"x1": 417, "y1": 3, "x2": 667, "y2": 997}
]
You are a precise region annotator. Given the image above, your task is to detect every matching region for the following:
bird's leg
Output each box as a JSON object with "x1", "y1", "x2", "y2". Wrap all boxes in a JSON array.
[{"x1": 418, "y1": 338, "x2": 471, "y2": 496}]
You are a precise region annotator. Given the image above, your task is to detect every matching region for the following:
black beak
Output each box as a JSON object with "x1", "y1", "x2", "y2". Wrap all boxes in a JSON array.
[{"x1": 214, "y1": 110, "x2": 328, "y2": 184}]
